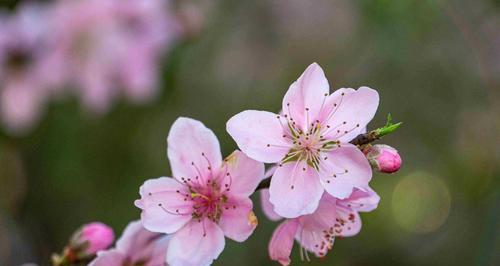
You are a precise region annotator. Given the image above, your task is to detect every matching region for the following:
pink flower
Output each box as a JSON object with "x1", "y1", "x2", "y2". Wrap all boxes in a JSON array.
[
  {"x1": 135, "y1": 117, "x2": 264, "y2": 266},
  {"x1": 227, "y1": 62, "x2": 379, "y2": 218},
  {"x1": 78, "y1": 222, "x2": 115, "y2": 255},
  {"x1": 266, "y1": 188, "x2": 380, "y2": 265},
  {"x1": 259, "y1": 167, "x2": 281, "y2": 222},
  {"x1": 89, "y1": 221, "x2": 169, "y2": 266},
  {"x1": 46, "y1": 0, "x2": 180, "y2": 113},
  {"x1": 366, "y1": 144, "x2": 402, "y2": 173},
  {"x1": 0, "y1": 3, "x2": 52, "y2": 135}
]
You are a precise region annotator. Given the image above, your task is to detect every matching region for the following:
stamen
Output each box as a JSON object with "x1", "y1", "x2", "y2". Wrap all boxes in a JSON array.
[
  {"x1": 325, "y1": 92, "x2": 345, "y2": 123},
  {"x1": 201, "y1": 152, "x2": 213, "y2": 177}
]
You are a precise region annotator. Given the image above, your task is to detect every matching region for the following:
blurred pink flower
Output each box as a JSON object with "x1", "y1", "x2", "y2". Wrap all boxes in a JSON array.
[
  {"x1": 227, "y1": 62, "x2": 378, "y2": 218},
  {"x1": 366, "y1": 144, "x2": 402, "y2": 173},
  {"x1": 46, "y1": 0, "x2": 180, "y2": 113},
  {"x1": 89, "y1": 221, "x2": 169, "y2": 266},
  {"x1": 266, "y1": 188, "x2": 380, "y2": 265},
  {"x1": 135, "y1": 117, "x2": 264, "y2": 266},
  {"x1": 78, "y1": 222, "x2": 115, "y2": 255},
  {"x1": 0, "y1": 4, "x2": 53, "y2": 135}
]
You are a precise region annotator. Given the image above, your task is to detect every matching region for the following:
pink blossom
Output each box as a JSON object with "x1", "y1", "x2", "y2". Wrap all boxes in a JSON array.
[
  {"x1": 266, "y1": 188, "x2": 380, "y2": 265},
  {"x1": 0, "y1": 4, "x2": 52, "y2": 135},
  {"x1": 79, "y1": 222, "x2": 115, "y2": 255},
  {"x1": 259, "y1": 166, "x2": 281, "y2": 221},
  {"x1": 366, "y1": 144, "x2": 402, "y2": 173},
  {"x1": 227, "y1": 63, "x2": 379, "y2": 218},
  {"x1": 135, "y1": 117, "x2": 264, "y2": 266},
  {"x1": 46, "y1": 0, "x2": 180, "y2": 113},
  {"x1": 89, "y1": 221, "x2": 169, "y2": 266}
]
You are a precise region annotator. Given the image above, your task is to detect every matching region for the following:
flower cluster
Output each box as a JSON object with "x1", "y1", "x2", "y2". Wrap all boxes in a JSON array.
[
  {"x1": 57, "y1": 62, "x2": 401, "y2": 266},
  {"x1": 132, "y1": 63, "x2": 400, "y2": 265},
  {"x1": 0, "y1": 0, "x2": 183, "y2": 135}
]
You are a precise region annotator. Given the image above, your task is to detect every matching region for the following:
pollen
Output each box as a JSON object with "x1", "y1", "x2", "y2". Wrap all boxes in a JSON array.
[{"x1": 247, "y1": 211, "x2": 258, "y2": 226}]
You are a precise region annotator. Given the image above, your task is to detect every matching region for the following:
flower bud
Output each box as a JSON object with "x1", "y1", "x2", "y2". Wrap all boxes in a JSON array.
[
  {"x1": 366, "y1": 144, "x2": 402, "y2": 173},
  {"x1": 53, "y1": 222, "x2": 115, "y2": 266},
  {"x1": 77, "y1": 222, "x2": 115, "y2": 254}
]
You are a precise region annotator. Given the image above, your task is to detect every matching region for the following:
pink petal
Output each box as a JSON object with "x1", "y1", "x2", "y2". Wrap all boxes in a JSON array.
[
  {"x1": 319, "y1": 144, "x2": 372, "y2": 199},
  {"x1": 322, "y1": 87, "x2": 379, "y2": 142},
  {"x1": 298, "y1": 194, "x2": 337, "y2": 231},
  {"x1": 167, "y1": 220, "x2": 225, "y2": 266},
  {"x1": 269, "y1": 161, "x2": 324, "y2": 218},
  {"x1": 260, "y1": 189, "x2": 282, "y2": 221},
  {"x1": 219, "y1": 196, "x2": 257, "y2": 242},
  {"x1": 167, "y1": 117, "x2": 222, "y2": 183},
  {"x1": 114, "y1": 220, "x2": 167, "y2": 263},
  {"x1": 295, "y1": 194, "x2": 337, "y2": 256},
  {"x1": 89, "y1": 250, "x2": 126, "y2": 266},
  {"x1": 135, "y1": 177, "x2": 192, "y2": 234},
  {"x1": 295, "y1": 227, "x2": 334, "y2": 258},
  {"x1": 226, "y1": 110, "x2": 290, "y2": 163},
  {"x1": 334, "y1": 206, "x2": 362, "y2": 237},
  {"x1": 269, "y1": 220, "x2": 299, "y2": 266},
  {"x1": 147, "y1": 236, "x2": 170, "y2": 266},
  {"x1": 338, "y1": 187, "x2": 380, "y2": 212},
  {"x1": 220, "y1": 150, "x2": 264, "y2": 197},
  {"x1": 282, "y1": 62, "x2": 330, "y2": 130}
]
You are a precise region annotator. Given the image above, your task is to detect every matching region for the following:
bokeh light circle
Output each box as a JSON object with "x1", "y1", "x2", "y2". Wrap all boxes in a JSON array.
[{"x1": 392, "y1": 171, "x2": 451, "y2": 233}]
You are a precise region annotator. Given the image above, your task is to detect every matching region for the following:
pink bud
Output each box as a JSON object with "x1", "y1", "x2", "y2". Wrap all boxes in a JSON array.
[
  {"x1": 366, "y1": 144, "x2": 402, "y2": 173},
  {"x1": 79, "y1": 222, "x2": 114, "y2": 254}
]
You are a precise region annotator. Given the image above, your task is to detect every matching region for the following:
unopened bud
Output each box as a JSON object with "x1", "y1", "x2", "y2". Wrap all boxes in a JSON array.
[
  {"x1": 76, "y1": 222, "x2": 114, "y2": 255},
  {"x1": 366, "y1": 145, "x2": 402, "y2": 173}
]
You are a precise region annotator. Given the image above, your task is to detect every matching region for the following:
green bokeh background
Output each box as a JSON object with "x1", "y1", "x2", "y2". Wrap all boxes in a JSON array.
[{"x1": 1, "y1": 0, "x2": 499, "y2": 265}]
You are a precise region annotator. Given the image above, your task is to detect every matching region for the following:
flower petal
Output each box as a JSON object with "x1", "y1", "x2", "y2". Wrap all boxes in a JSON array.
[
  {"x1": 115, "y1": 221, "x2": 152, "y2": 253},
  {"x1": 219, "y1": 196, "x2": 257, "y2": 242},
  {"x1": 147, "y1": 236, "x2": 171, "y2": 266},
  {"x1": 260, "y1": 189, "x2": 282, "y2": 221},
  {"x1": 269, "y1": 220, "x2": 299, "y2": 266},
  {"x1": 89, "y1": 250, "x2": 126, "y2": 266},
  {"x1": 322, "y1": 87, "x2": 379, "y2": 142},
  {"x1": 295, "y1": 227, "x2": 334, "y2": 258},
  {"x1": 338, "y1": 187, "x2": 380, "y2": 212},
  {"x1": 135, "y1": 177, "x2": 192, "y2": 234},
  {"x1": 220, "y1": 150, "x2": 264, "y2": 197},
  {"x1": 298, "y1": 193, "x2": 337, "y2": 231},
  {"x1": 334, "y1": 206, "x2": 362, "y2": 237},
  {"x1": 167, "y1": 220, "x2": 225, "y2": 266},
  {"x1": 167, "y1": 117, "x2": 222, "y2": 182},
  {"x1": 113, "y1": 220, "x2": 168, "y2": 263},
  {"x1": 319, "y1": 144, "x2": 372, "y2": 199},
  {"x1": 295, "y1": 194, "x2": 338, "y2": 257},
  {"x1": 269, "y1": 161, "x2": 324, "y2": 218},
  {"x1": 226, "y1": 110, "x2": 290, "y2": 163},
  {"x1": 282, "y1": 62, "x2": 330, "y2": 130}
]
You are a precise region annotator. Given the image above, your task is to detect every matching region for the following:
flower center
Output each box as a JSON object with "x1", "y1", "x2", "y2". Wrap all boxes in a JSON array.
[
  {"x1": 280, "y1": 120, "x2": 340, "y2": 169},
  {"x1": 166, "y1": 153, "x2": 236, "y2": 225},
  {"x1": 188, "y1": 181, "x2": 228, "y2": 223}
]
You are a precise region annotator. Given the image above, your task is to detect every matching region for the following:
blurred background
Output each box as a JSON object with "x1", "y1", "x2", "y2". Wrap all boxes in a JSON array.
[{"x1": 0, "y1": 0, "x2": 499, "y2": 265}]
